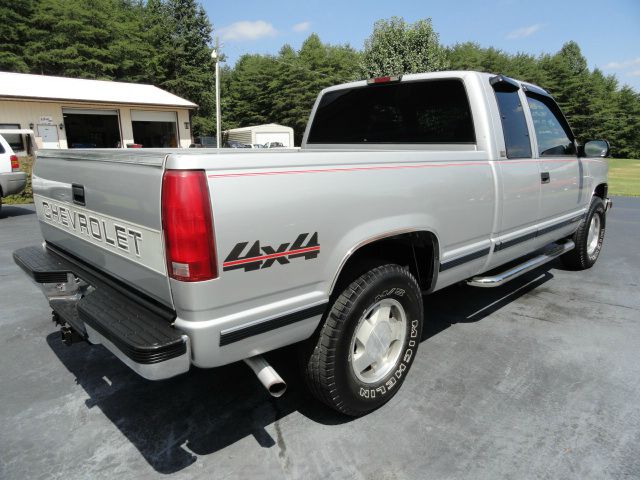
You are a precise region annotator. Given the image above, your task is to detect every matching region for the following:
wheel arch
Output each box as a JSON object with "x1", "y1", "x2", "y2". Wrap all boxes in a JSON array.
[
  {"x1": 593, "y1": 182, "x2": 608, "y2": 199},
  {"x1": 329, "y1": 230, "x2": 440, "y2": 298}
]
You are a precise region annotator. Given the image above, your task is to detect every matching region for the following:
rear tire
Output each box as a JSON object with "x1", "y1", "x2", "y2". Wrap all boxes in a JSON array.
[
  {"x1": 561, "y1": 196, "x2": 606, "y2": 270},
  {"x1": 301, "y1": 264, "x2": 423, "y2": 416}
]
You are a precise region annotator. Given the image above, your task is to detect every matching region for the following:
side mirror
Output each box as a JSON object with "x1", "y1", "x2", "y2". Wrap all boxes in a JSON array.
[{"x1": 582, "y1": 139, "x2": 610, "y2": 158}]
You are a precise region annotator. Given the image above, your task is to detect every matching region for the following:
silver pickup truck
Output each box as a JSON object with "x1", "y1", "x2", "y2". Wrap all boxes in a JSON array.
[{"x1": 14, "y1": 71, "x2": 611, "y2": 416}]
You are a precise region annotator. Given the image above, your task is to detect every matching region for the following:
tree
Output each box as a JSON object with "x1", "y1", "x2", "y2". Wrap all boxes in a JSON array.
[
  {"x1": 0, "y1": 0, "x2": 34, "y2": 72},
  {"x1": 270, "y1": 35, "x2": 361, "y2": 142},
  {"x1": 23, "y1": 0, "x2": 123, "y2": 79},
  {"x1": 360, "y1": 17, "x2": 449, "y2": 78},
  {"x1": 1, "y1": 5, "x2": 637, "y2": 157},
  {"x1": 613, "y1": 86, "x2": 640, "y2": 158},
  {"x1": 224, "y1": 34, "x2": 360, "y2": 144},
  {"x1": 109, "y1": 1, "x2": 158, "y2": 84},
  {"x1": 445, "y1": 39, "x2": 640, "y2": 156},
  {"x1": 447, "y1": 42, "x2": 546, "y2": 85},
  {"x1": 540, "y1": 42, "x2": 589, "y2": 122},
  {"x1": 223, "y1": 54, "x2": 279, "y2": 129},
  {"x1": 152, "y1": 0, "x2": 216, "y2": 136}
]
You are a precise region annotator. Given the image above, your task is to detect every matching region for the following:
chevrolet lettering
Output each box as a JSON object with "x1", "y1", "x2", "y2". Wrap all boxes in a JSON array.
[{"x1": 39, "y1": 198, "x2": 143, "y2": 255}]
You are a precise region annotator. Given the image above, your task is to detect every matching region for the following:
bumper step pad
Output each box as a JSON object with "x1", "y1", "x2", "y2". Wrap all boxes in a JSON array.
[
  {"x1": 14, "y1": 245, "x2": 186, "y2": 367},
  {"x1": 78, "y1": 289, "x2": 185, "y2": 364},
  {"x1": 13, "y1": 245, "x2": 71, "y2": 283}
]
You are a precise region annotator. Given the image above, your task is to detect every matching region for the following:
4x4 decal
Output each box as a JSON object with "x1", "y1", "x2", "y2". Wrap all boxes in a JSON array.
[{"x1": 223, "y1": 232, "x2": 320, "y2": 272}]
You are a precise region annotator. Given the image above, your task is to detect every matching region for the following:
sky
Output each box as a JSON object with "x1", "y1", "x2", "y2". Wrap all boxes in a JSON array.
[{"x1": 201, "y1": 0, "x2": 640, "y2": 91}]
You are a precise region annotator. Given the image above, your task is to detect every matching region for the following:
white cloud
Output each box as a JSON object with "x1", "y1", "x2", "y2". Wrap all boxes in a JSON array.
[
  {"x1": 604, "y1": 58, "x2": 640, "y2": 69},
  {"x1": 506, "y1": 24, "x2": 543, "y2": 39},
  {"x1": 628, "y1": 70, "x2": 640, "y2": 77},
  {"x1": 218, "y1": 20, "x2": 277, "y2": 41},
  {"x1": 292, "y1": 21, "x2": 311, "y2": 33}
]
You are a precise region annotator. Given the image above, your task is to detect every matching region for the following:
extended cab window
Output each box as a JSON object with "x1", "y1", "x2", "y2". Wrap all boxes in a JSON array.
[
  {"x1": 494, "y1": 90, "x2": 531, "y2": 158},
  {"x1": 526, "y1": 94, "x2": 575, "y2": 156},
  {"x1": 307, "y1": 79, "x2": 475, "y2": 144}
]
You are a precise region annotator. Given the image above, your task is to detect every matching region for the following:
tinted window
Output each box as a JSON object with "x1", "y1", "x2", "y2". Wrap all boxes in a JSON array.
[
  {"x1": 0, "y1": 123, "x2": 24, "y2": 151},
  {"x1": 494, "y1": 91, "x2": 531, "y2": 158},
  {"x1": 307, "y1": 79, "x2": 475, "y2": 144},
  {"x1": 526, "y1": 95, "x2": 575, "y2": 156}
]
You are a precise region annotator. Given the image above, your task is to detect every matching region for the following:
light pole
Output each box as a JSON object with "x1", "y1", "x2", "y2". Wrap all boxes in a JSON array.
[{"x1": 211, "y1": 37, "x2": 221, "y2": 149}]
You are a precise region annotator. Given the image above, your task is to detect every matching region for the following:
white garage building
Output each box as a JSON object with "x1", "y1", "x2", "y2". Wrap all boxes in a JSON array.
[
  {"x1": 0, "y1": 71, "x2": 197, "y2": 152},
  {"x1": 225, "y1": 123, "x2": 295, "y2": 147}
]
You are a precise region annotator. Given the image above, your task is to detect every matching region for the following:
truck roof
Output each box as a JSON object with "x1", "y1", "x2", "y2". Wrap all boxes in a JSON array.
[{"x1": 320, "y1": 70, "x2": 548, "y2": 97}]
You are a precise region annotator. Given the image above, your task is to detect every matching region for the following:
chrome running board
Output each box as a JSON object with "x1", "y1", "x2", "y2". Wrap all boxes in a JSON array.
[{"x1": 467, "y1": 240, "x2": 575, "y2": 288}]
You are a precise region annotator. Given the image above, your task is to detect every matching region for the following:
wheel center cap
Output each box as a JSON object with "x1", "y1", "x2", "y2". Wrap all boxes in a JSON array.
[{"x1": 366, "y1": 320, "x2": 393, "y2": 361}]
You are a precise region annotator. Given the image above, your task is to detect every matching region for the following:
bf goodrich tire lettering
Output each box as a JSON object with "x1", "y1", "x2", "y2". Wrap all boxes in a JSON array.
[{"x1": 301, "y1": 264, "x2": 424, "y2": 416}]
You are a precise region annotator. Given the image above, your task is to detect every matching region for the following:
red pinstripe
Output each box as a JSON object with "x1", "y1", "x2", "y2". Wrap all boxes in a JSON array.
[{"x1": 208, "y1": 158, "x2": 600, "y2": 179}]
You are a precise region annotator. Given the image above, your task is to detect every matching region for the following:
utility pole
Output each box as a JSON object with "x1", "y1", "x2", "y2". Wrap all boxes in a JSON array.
[{"x1": 211, "y1": 37, "x2": 222, "y2": 148}]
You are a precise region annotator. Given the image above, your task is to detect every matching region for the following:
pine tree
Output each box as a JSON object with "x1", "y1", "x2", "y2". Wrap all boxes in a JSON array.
[
  {"x1": 0, "y1": 0, "x2": 34, "y2": 72},
  {"x1": 614, "y1": 87, "x2": 640, "y2": 158},
  {"x1": 271, "y1": 35, "x2": 360, "y2": 143},
  {"x1": 224, "y1": 35, "x2": 360, "y2": 144},
  {"x1": 24, "y1": 0, "x2": 121, "y2": 79},
  {"x1": 157, "y1": 0, "x2": 215, "y2": 136},
  {"x1": 224, "y1": 54, "x2": 279, "y2": 129}
]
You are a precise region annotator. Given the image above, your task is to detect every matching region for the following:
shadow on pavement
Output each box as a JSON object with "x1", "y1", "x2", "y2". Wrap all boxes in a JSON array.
[
  {"x1": 46, "y1": 265, "x2": 554, "y2": 474},
  {"x1": 46, "y1": 335, "x2": 350, "y2": 474},
  {"x1": 422, "y1": 268, "x2": 554, "y2": 340},
  {"x1": 0, "y1": 204, "x2": 35, "y2": 219}
]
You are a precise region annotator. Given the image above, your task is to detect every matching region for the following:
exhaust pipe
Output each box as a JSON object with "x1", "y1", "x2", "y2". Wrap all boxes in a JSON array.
[{"x1": 244, "y1": 355, "x2": 287, "y2": 398}]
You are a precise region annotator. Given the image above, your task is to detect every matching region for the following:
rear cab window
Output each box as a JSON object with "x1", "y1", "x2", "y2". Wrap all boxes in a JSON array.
[{"x1": 307, "y1": 79, "x2": 476, "y2": 145}]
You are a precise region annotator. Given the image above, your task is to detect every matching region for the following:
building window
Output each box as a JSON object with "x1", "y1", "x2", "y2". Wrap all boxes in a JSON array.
[
  {"x1": 131, "y1": 110, "x2": 178, "y2": 148},
  {"x1": 0, "y1": 123, "x2": 25, "y2": 152},
  {"x1": 62, "y1": 108, "x2": 122, "y2": 148}
]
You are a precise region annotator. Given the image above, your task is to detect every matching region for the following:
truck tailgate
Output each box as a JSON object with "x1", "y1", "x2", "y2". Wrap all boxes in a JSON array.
[{"x1": 32, "y1": 150, "x2": 172, "y2": 306}]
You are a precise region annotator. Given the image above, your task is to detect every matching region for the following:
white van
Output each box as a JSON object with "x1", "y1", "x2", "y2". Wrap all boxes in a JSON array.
[{"x1": 0, "y1": 134, "x2": 27, "y2": 214}]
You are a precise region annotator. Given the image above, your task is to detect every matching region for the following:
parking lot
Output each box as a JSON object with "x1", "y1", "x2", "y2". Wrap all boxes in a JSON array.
[{"x1": 1, "y1": 198, "x2": 639, "y2": 480}]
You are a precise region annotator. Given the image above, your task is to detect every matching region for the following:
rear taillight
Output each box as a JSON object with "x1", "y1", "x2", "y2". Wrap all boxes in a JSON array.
[
  {"x1": 161, "y1": 170, "x2": 218, "y2": 282},
  {"x1": 10, "y1": 155, "x2": 20, "y2": 171}
]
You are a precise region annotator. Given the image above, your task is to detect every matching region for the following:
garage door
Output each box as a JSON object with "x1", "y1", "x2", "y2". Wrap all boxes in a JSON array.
[
  {"x1": 255, "y1": 132, "x2": 290, "y2": 147},
  {"x1": 63, "y1": 108, "x2": 121, "y2": 148},
  {"x1": 131, "y1": 110, "x2": 178, "y2": 148}
]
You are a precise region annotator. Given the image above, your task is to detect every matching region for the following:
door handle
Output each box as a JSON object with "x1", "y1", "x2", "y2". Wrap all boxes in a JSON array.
[
  {"x1": 72, "y1": 184, "x2": 86, "y2": 205},
  {"x1": 541, "y1": 172, "x2": 550, "y2": 184}
]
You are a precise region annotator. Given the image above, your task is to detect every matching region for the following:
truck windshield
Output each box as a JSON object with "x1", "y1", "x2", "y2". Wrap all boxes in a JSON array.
[{"x1": 307, "y1": 79, "x2": 475, "y2": 145}]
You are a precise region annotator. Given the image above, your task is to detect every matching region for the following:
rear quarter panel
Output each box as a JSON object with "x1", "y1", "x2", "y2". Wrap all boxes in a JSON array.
[{"x1": 167, "y1": 149, "x2": 495, "y2": 367}]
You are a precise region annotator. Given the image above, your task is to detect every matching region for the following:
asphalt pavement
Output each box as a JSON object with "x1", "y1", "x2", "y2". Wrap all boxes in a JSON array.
[{"x1": 1, "y1": 198, "x2": 639, "y2": 480}]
